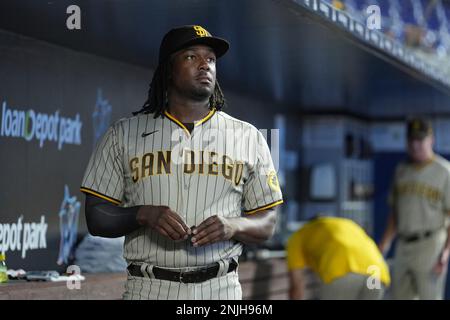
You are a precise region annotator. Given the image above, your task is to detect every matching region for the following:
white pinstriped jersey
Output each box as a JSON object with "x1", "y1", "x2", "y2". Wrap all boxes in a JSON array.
[{"x1": 80, "y1": 108, "x2": 283, "y2": 268}]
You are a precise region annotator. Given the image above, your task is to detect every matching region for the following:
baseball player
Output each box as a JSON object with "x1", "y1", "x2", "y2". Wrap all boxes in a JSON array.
[
  {"x1": 80, "y1": 25, "x2": 283, "y2": 300},
  {"x1": 379, "y1": 118, "x2": 450, "y2": 300},
  {"x1": 287, "y1": 216, "x2": 390, "y2": 300}
]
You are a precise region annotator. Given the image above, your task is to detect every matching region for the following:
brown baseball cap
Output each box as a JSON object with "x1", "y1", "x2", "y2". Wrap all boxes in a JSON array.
[
  {"x1": 407, "y1": 117, "x2": 433, "y2": 140},
  {"x1": 158, "y1": 25, "x2": 230, "y2": 63}
]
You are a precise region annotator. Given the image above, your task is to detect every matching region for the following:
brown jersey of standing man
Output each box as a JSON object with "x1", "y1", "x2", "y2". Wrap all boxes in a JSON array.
[{"x1": 379, "y1": 118, "x2": 450, "y2": 300}]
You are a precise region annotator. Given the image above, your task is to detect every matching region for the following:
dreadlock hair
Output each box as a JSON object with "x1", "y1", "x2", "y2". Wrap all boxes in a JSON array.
[{"x1": 133, "y1": 59, "x2": 226, "y2": 118}]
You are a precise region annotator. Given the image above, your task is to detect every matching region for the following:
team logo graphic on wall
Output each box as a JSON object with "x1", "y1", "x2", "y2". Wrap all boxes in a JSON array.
[
  {"x1": 57, "y1": 185, "x2": 81, "y2": 265},
  {"x1": 92, "y1": 88, "x2": 112, "y2": 148}
]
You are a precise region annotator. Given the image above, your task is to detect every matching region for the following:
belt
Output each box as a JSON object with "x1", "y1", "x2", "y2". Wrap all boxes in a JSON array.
[
  {"x1": 400, "y1": 230, "x2": 433, "y2": 243},
  {"x1": 127, "y1": 260, "x2": 238, "y2": 283}
]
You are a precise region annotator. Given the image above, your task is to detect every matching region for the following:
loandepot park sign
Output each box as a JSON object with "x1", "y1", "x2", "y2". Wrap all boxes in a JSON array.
[
  {"x1": 0, "y1": 216, "x2": 48, "y2": 259},
  {"x1": 0, "y1": 100, "x2": 82, "y2": 150}
]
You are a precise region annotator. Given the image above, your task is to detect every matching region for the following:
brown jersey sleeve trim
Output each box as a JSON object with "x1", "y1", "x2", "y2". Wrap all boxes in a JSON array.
[
  {"x1": 244, "y1": 199, "x2": 283, "y2": 215},
  {"x1": 80, "y1": 187, "x2": 121, "y2": 205}
]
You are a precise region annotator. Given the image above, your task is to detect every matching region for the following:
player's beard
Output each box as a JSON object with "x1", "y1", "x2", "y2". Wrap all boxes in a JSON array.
[
  {"x1": 188, "y1": 83, "x2": 214, "y2": 101},
  {"x1": 169, "y1": 78, "x2": 214, "y2": 103}
]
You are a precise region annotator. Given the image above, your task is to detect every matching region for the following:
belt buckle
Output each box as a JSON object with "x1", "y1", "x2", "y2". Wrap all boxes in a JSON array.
[
  {"x1": 179, "y1": 271, "x2": 186, "y2": 283},
  {"x1": 179, "y1": 269, "x2": 196, "y2": 283}
]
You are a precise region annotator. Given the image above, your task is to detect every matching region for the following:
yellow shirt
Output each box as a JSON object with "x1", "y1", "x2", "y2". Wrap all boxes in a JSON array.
[{"x1": 286, "y1": 217, "x2": 391, "y2": 285}]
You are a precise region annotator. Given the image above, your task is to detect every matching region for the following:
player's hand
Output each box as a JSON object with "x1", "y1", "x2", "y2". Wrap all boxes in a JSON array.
[
  {"x1": 433, "y1": 247, "x2": 449, "y2": 275},
  {"x1": 136, "y1": 205, "x2": 190, "y2": 241},
  {"x1": 190, "y1": 215, "x2": 236, "y2": 247}
]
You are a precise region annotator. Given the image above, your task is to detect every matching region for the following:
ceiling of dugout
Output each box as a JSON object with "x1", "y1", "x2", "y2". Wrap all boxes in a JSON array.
[{"x1": 1, "y1": 0, "x2": 449, "y2": 118}]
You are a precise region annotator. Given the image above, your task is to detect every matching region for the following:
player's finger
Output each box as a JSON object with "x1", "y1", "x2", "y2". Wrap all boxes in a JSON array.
[
  {"x1": 192, "y1": 230, "x2": 222, "y2": 247},
  {"x1": 192, "y1": 224, "x2": 222, "y2": 242},
  {"x1": 193, "y1": 215, "x2": 218, "y2": 234},
  {"x1": 165, "y1": 215, "x2": 189, "y2": 238},
  {"x1": 167, "y1": 209, "x2": 190, "y2": 233},
  {"x1": 192, "y1": 224, "x2": 221, "y2": 242},
  {"x1": 159, "y1": 220, "x2": 184, "y2": 240},
  {"x1": 154, "y1": 225, "x2": 170, "y2": 239}
]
